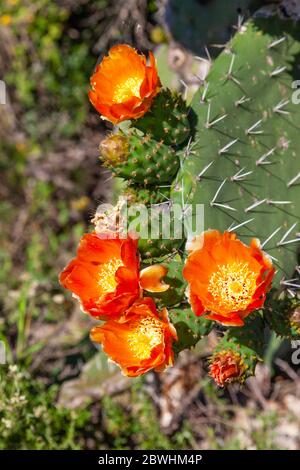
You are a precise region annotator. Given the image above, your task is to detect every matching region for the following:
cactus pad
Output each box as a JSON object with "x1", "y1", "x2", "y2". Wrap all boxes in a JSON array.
[
  {"x1": 171, "y1": 15, "x2": 300, "y2": 287},
  {"x1": 169, "y1": 306, "x2": 213, "y2": 354},
  {"x1": 100, "y1": 130, "x2": 179, "y2": 186},
  {"x1": 132, "y1": 89, "x2": 190, "y2": 146}
]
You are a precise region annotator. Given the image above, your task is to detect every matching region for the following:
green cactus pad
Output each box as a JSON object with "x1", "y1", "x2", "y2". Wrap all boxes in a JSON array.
[
  {"x1": 101, "y1": 130, "x2": 179, "y2": 186},
  {"x1": 124, "y1": 186, "x2": 170, "y2": 206},
  {"x1": 171, "y1": 15, "x2": 300, "y2": 287},
  {"x1": 137, "y1": 230, "x2": 183, "y2": 261},
  {"x1": 169, "y1": 306, "x2": 213, "y2": 354},
  {"x1": 212, "y1": 314, "x2": 265, "y2": 381},
  {"x1": 264, "y1": 296, "x2": 300, "y2": 339},
  {"x1": 132, "y1": 89, "x2": 190, "y2": 146},
  {"x1": 125, "y1": 199, "x2": 184, "y2": 260}
]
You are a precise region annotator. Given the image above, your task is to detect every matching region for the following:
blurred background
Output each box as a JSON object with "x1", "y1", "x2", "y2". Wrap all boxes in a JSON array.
[{"x1": 0, "y1": 0, "x2": 300, "y2": 450}]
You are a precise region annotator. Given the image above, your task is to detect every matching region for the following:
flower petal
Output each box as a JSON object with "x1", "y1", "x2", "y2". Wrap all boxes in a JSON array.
[
  {"x1": 90, "y1": 298, "x2": 176, "y2": 377},
  {"x1": 140, "y1": 265, "x2": 169, "y2": 293},
  {"x1": 88, "y1": 44, "x2": 161, "y2": 123},
  {"x1": 183, "y1": 230, "x2": 274, "y2": 326}
]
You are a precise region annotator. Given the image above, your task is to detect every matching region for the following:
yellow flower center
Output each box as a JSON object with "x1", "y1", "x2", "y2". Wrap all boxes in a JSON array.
[
  {"x1": 208, "y1": 261, "x2": 257, "y2": 312},
  {"x1": 127, "y1": 317, "x2": 163, "y2": 360},
  {"x1": 113, "y1": 76, "x2": 143, "y2": 103},
  {"x1": 98, "y1": 257, "x2": 123, "y2": 294}
]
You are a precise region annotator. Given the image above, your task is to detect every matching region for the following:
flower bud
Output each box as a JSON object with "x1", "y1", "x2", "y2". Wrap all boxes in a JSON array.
[
  {"x1": 99, "y1": 134, "x2": 129, "y2": 166},
  {"x1": 209, "y1": 350, "x2": 246, "y2": 387}
]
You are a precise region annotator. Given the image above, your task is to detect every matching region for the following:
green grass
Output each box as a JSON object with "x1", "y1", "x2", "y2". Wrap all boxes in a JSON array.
[
  {"x1": 101, "y1": 383, "x2": 194, "y2": 450},
  {"x1": 0, "y1": 365, "x2": 91, "y2": 450}
]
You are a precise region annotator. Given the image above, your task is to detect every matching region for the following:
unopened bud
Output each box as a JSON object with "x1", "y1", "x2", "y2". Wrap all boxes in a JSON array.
[
  {"x1": 209, "y1": 350, "x2": 246, "y2": 387},
  {"x1": 99, "y1": 134, "x2": 129, "y2": 166}
]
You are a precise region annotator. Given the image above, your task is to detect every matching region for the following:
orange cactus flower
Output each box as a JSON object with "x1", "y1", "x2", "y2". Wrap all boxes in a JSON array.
[
  {"x1": 183, "y1": 230, "x2": 274, "y2": 326},
  {"x1": 88, "y1": 44, "x2": 161, "y2": 124},
  {"x1": 209, "y1": 350, "x2": 246, "y2": 387},
  {"x1": 90, "y1": 298, "x2": 178, "y2": 377},
  {"x1": 59, "y1": 232, "x2": 169, "y2": 319},
  {"x1": 59, "y1": 232, "x2": 140, "y2": 319}
]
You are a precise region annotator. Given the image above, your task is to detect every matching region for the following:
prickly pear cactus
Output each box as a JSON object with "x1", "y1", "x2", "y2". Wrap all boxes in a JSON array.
[
  {"x1": 62, "y1": 5, "x2": 300, "y2": 386},
  {"x1": 171, "y1": 14, "x2": 300, "y2": 287},
  {"x1": 170, "y1": 306, "x2": 213, "y2": 354},
  {"x1": 123, "y1": 196, "x2": 184, "y2": 260},
  {"x1": 131, "y1": 89, "x2": 190, "y2": 146},
  {"x1": 100, "y1": 130, "x2": 179, "y2": 185}
]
